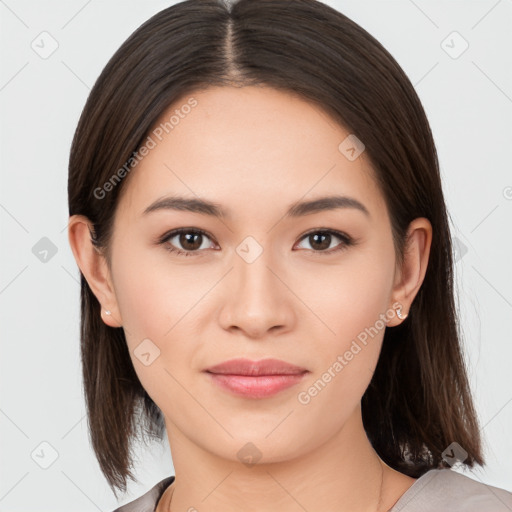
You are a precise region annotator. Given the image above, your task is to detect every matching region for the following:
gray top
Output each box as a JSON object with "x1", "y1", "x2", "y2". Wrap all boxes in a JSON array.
[
  {"x1": 389, "y1": 468, "x2": 512, "y2": 511},
  {"x1": 113, "y1": 468, "x2": 512, "y2": 512}
]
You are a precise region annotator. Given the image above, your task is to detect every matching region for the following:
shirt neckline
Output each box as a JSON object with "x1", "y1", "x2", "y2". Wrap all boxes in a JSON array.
[
  {"x1": 388, "y1": 469, "x2": 441, "y2": 511},
  {"x1": 154, "y1": 469, "x2": 443, "y2": 511}
]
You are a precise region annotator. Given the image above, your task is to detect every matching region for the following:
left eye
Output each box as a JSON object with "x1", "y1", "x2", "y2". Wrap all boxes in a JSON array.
[{"x1": 295, "y1": 230, "x2": 352, "y2": 253}]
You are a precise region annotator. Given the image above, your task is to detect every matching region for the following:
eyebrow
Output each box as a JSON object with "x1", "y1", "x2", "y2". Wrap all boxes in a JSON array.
[{"x1": 142, "y1": 194, "x2": 370, "y2": 219}]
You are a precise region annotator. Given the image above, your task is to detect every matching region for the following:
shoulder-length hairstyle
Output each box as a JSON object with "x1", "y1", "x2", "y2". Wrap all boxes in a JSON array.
[{"x1": 68, "y1": 0, "x2": 484, "y2": 497}]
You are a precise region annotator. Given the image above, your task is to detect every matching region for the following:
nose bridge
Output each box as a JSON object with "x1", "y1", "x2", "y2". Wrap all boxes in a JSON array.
[
  {"x1": 218, "y1": 236, "x2": 295, "y2": 336},
  {"x1": 236, "y1": 250, "x2": 276, "y2": 304},
  {"x1": 235, "y1": 239, "x2": 283, "y2": 313}
]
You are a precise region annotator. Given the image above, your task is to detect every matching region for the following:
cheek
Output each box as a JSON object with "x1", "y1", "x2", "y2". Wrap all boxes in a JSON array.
[
  {"x1": 293, "y1": 246, "x2": 395, "y2": 399},
  {"x1": 297, "y1": 252, "x2": 394, "y2": 347},
  {"x1": 294, "y1": 273, "x2": 391, "y2": 429},
  {"x1": 109, "y1": 240, "x2": 211, "y2": 399},
  {"x1": 111, "y1": 237, "x2": 205, "y2": 340}
]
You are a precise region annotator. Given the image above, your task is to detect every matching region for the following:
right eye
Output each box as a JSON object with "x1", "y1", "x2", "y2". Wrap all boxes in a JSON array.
[{"x1": 159, "y1": 228, "x2": 217, "y2": 257}]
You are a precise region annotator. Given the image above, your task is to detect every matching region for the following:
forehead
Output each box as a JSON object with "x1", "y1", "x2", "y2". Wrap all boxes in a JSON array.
[{"x1": 116, "y1": 85, "x2": 386, "y2": 223}]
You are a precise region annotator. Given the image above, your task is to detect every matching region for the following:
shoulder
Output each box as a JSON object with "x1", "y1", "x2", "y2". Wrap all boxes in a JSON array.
[
  {"x1": 391, "y1": 468, "x2": 512, "y2": 512},
  {"x1": 111, "y1": 476, "x2": 175, "y2": 512}
]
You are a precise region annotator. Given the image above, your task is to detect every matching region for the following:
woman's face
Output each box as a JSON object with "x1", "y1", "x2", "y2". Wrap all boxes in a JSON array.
[{"x1": 105, "y1": 85, "x2": 403, "y2": 463}]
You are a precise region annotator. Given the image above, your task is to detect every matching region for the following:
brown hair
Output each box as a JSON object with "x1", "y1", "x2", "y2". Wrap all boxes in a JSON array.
[{"x1": 68, "y1": 0, "x2": 484, "y2": 497}]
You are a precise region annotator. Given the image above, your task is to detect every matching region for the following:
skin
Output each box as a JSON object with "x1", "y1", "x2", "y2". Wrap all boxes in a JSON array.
[{"x1": 68, "y1": 85, "x2": 432, "y2": 512}]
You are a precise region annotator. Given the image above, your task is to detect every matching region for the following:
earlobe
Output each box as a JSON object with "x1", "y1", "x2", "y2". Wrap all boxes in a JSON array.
[
  {"x1": 67, "y1": 215, "x2": 122, "y2": 328},
  {"x1": 389, "y1": 217, "x2": 432, "y2": 326},
  {"x1": 100, "y1": 306, "x2": 122, "y2": 328}
]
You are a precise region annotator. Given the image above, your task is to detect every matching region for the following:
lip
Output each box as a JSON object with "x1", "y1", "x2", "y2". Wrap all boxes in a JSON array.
[
  {"x1": 204, "y1": 358, "x2": 309, "y2": 399},
  {"x1": 205, "y1": 358, "x2": 308, "y2": 376}
]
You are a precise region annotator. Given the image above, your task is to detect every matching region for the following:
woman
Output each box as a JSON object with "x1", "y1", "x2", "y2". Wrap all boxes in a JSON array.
[{"x1": 67, "y1": 0, "x2": 512, "y2": 510}]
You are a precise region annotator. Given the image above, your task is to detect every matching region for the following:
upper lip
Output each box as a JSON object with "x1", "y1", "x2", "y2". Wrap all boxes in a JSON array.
[{"x1": 204, "y1": 358, "x2": 308, "y2": 376}]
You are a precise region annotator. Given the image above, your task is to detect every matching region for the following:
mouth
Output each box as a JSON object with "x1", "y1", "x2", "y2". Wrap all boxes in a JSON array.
[{"x1": 203, "y1": 358, "x2": 309, "y2": 399}]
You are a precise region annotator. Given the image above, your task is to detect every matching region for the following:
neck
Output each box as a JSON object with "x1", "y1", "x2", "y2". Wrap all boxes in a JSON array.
[{"x1": 164, "y1": 406, "x2": 401, "y2": 512}]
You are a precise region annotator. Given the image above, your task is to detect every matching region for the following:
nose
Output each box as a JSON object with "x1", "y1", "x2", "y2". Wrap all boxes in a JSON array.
[{"x1": 217, "y1": 247, "x2": 297, "y2": 339}]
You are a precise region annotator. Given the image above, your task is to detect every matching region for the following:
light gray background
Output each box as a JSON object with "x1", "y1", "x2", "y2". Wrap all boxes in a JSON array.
[{"x1": 1, "y1": 0, "x2": 511, "y2": 510}]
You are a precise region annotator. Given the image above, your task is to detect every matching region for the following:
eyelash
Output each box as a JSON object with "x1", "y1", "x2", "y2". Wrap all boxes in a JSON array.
[{"x1": 157, "y1": 227, "x2": 355, "y2": 257}]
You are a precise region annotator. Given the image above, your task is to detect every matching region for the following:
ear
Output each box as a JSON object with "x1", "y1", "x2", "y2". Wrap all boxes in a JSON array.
[
  {"x1": 67, "y1": 215, "x2": 122, "y2": 328},
  {"x1": 388, "y1": 217, "x2": 432, "y2": 326}
]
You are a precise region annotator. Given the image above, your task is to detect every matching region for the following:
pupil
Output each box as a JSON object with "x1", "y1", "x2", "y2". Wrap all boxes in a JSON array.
[
  {"x1": 311, "y1": 233, "x2": 330, "y2": 250},
  {"x1": 181, "y1": 233, "x2": 201, "y2": 250}
]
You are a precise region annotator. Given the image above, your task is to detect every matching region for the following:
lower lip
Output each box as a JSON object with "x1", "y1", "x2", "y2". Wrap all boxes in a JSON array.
[{"x1": 205, "y1": 372, "x2": 308, "y2": 399}]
